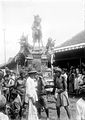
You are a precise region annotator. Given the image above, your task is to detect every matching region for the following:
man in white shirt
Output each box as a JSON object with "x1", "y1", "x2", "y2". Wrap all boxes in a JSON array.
[
  {"x1": 25, "y1": 69, "x2": 38, "y2": 120},
  {"x1": 76, "y1": 89, "x2": 85, "y2": 120}
]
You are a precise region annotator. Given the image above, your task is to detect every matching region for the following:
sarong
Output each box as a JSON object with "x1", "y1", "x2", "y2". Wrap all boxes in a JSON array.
[{"x1": 55, "y1": 91, "x2": 69, "y2": 107}]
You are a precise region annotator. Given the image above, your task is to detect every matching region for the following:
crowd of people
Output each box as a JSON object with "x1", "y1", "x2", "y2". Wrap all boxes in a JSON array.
[
  {"x1": 55, "y1": 66, "x2": 85, "y2": 96},
  {"x1": 0, "y1": 66, "x2": 50, "y2": 120},
  {"x1": 53, "y1": 66, "x2": 85, "y2": 120},
  {"x1": 0, "y1": 65, "x2": 85, "y2": 120}
]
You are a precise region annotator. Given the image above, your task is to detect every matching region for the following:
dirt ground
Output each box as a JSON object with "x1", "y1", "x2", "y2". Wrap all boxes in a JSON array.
[
  {"x1": 40, "y1": 95, "x2": 78, "y2": 120},
  {"x1": 22, "y1": 95, "x2": 78, "y2": 120}
]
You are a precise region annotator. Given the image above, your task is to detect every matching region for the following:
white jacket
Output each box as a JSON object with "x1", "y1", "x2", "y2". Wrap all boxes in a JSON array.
[{"x1": 25, "y1": 77, "x2": 38, "y2": 103}]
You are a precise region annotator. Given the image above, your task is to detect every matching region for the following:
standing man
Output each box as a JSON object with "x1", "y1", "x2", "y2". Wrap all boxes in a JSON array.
[
  {"x1": 25, "y1": 68, "x2": 38, "y2": 120},
  {"x1": 36, "y1": 72, "x2": 49, "y2": 120},
  {"x1": 62, "y1": 68, "x2": 68, "y2": 82},
  {"x1": 53, "y1": 67, "x2": 71, "y2": 120}
]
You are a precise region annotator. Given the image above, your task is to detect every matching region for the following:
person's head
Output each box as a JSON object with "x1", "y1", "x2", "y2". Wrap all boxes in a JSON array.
[
  {"x1": 82, "y1": 68, "x2": 85, "y2": 75},
  {"x1": 34, "y1": 73, "x2": 39, "y2": 80},
  {"x1": 10, "y1": 70, "x2": 15, "y2": 76},
  {"x1": 72, "y1": 68, "x2": 76, "y2": 73},
  {"x1": 76, "y1": 68, "x2": 80, "y2": 74},
  {"x1": 4, "y1": 75, "x2": 9, "y2": 82},
  {"x1": 54, "y1": 67, "x2": 62, "y2": 77},
  {"x1": 0, "y1": 70, "x2": 4, "y2": 81},
  {"x1": 11, "y1": 90, "x2": 17, "y2": 101},
  {"x1": 83, "y1": 76, "x2": 85, "y2": 84},
  {"x1": 29, "y1": 73, "x2": 37, "y2": 79},
  {"x1": 5, "y1": 67, "x2": 11, "y2": 75},
  {"x1": 19, "y1": 69, "x2": 24, "y2": 78},
  {"x1": 28, "y1": 69, "x2": 37, "y2": 79},
  {"x1": 62, "y1": 68, "x2": 67, "y2": 74},
  {"x1": 80, "y1": 89, "x2": 85, "y2": 100},
  {"x1": 0, "y1": 95, "x2": 6, "y2": 113}
]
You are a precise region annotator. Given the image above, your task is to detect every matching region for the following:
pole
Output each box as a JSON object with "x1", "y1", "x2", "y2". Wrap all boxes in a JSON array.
[
  {"x1": 3, "y1": 29, "x2": 6, "y2": 65},
  {"x1": 83, "y1": 0, "x2": 85, "y2": 29},
  {"x1": 51, "y1": 53, "x2": 53, "y2": 79}
]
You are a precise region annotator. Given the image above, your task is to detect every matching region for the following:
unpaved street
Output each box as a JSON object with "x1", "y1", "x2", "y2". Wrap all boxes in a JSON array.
[{"x1": 22, "y1": 95, "x2": 78, "y2": 120}]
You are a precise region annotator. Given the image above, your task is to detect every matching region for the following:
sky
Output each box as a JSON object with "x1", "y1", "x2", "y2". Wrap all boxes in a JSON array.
[{"x1": 0, "y1": 0, "x2": 84, "y2": 64}]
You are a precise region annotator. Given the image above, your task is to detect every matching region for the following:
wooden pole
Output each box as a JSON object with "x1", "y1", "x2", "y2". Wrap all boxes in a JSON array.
[{"x1": 51, "y1": 53, "x2": 54, "y2": 79}]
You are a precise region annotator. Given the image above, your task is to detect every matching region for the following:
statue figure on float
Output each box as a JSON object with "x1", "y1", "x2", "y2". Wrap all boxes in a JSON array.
[{"x1": 32, "y1": 15, "x2": 43, "y2": 49}]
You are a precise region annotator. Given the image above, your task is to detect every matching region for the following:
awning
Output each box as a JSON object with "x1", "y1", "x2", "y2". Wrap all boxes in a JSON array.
[
  {"x1": 53, "y1": 43, "x2": 85, "y2": 53},
  {"x1": 54, "y1": 47, "x2": 85, "y2": 62}
]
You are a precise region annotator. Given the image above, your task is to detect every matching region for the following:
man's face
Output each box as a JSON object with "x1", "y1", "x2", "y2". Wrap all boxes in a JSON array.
[
  {"x1": 73, "y1": 69, "x2": 75, "y2": 73},
  {"x1": 62, "y1": 70, "x2": 64, "y2": 74},
  {"x1": 55, "y1": 71, "x2": 61, "y2": 77},
  {"x1": 30, "y1": 73, "x2": 34, "y2": 78},
  {"x1": 5, "y1": 76, "x2": 9, "y2": 81},
  {"x1": 76, "y1": 68, "x2": 79, "y2": 74}
]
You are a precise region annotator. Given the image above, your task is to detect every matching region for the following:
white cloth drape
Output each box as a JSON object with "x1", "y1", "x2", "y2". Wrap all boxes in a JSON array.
[{"x1": 28, "y1": 99, "x2": 38, "y2": 120}]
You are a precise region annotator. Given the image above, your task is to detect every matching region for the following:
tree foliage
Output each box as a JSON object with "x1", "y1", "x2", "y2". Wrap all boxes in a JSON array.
[{"x1": 15, "y1": 53, "x2": 25, "y2": 66}]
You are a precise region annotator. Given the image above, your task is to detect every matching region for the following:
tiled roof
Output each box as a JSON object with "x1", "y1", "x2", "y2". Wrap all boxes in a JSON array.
[{"x1": 60, "y1": 30, "x2": 85, "y2": 48}]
